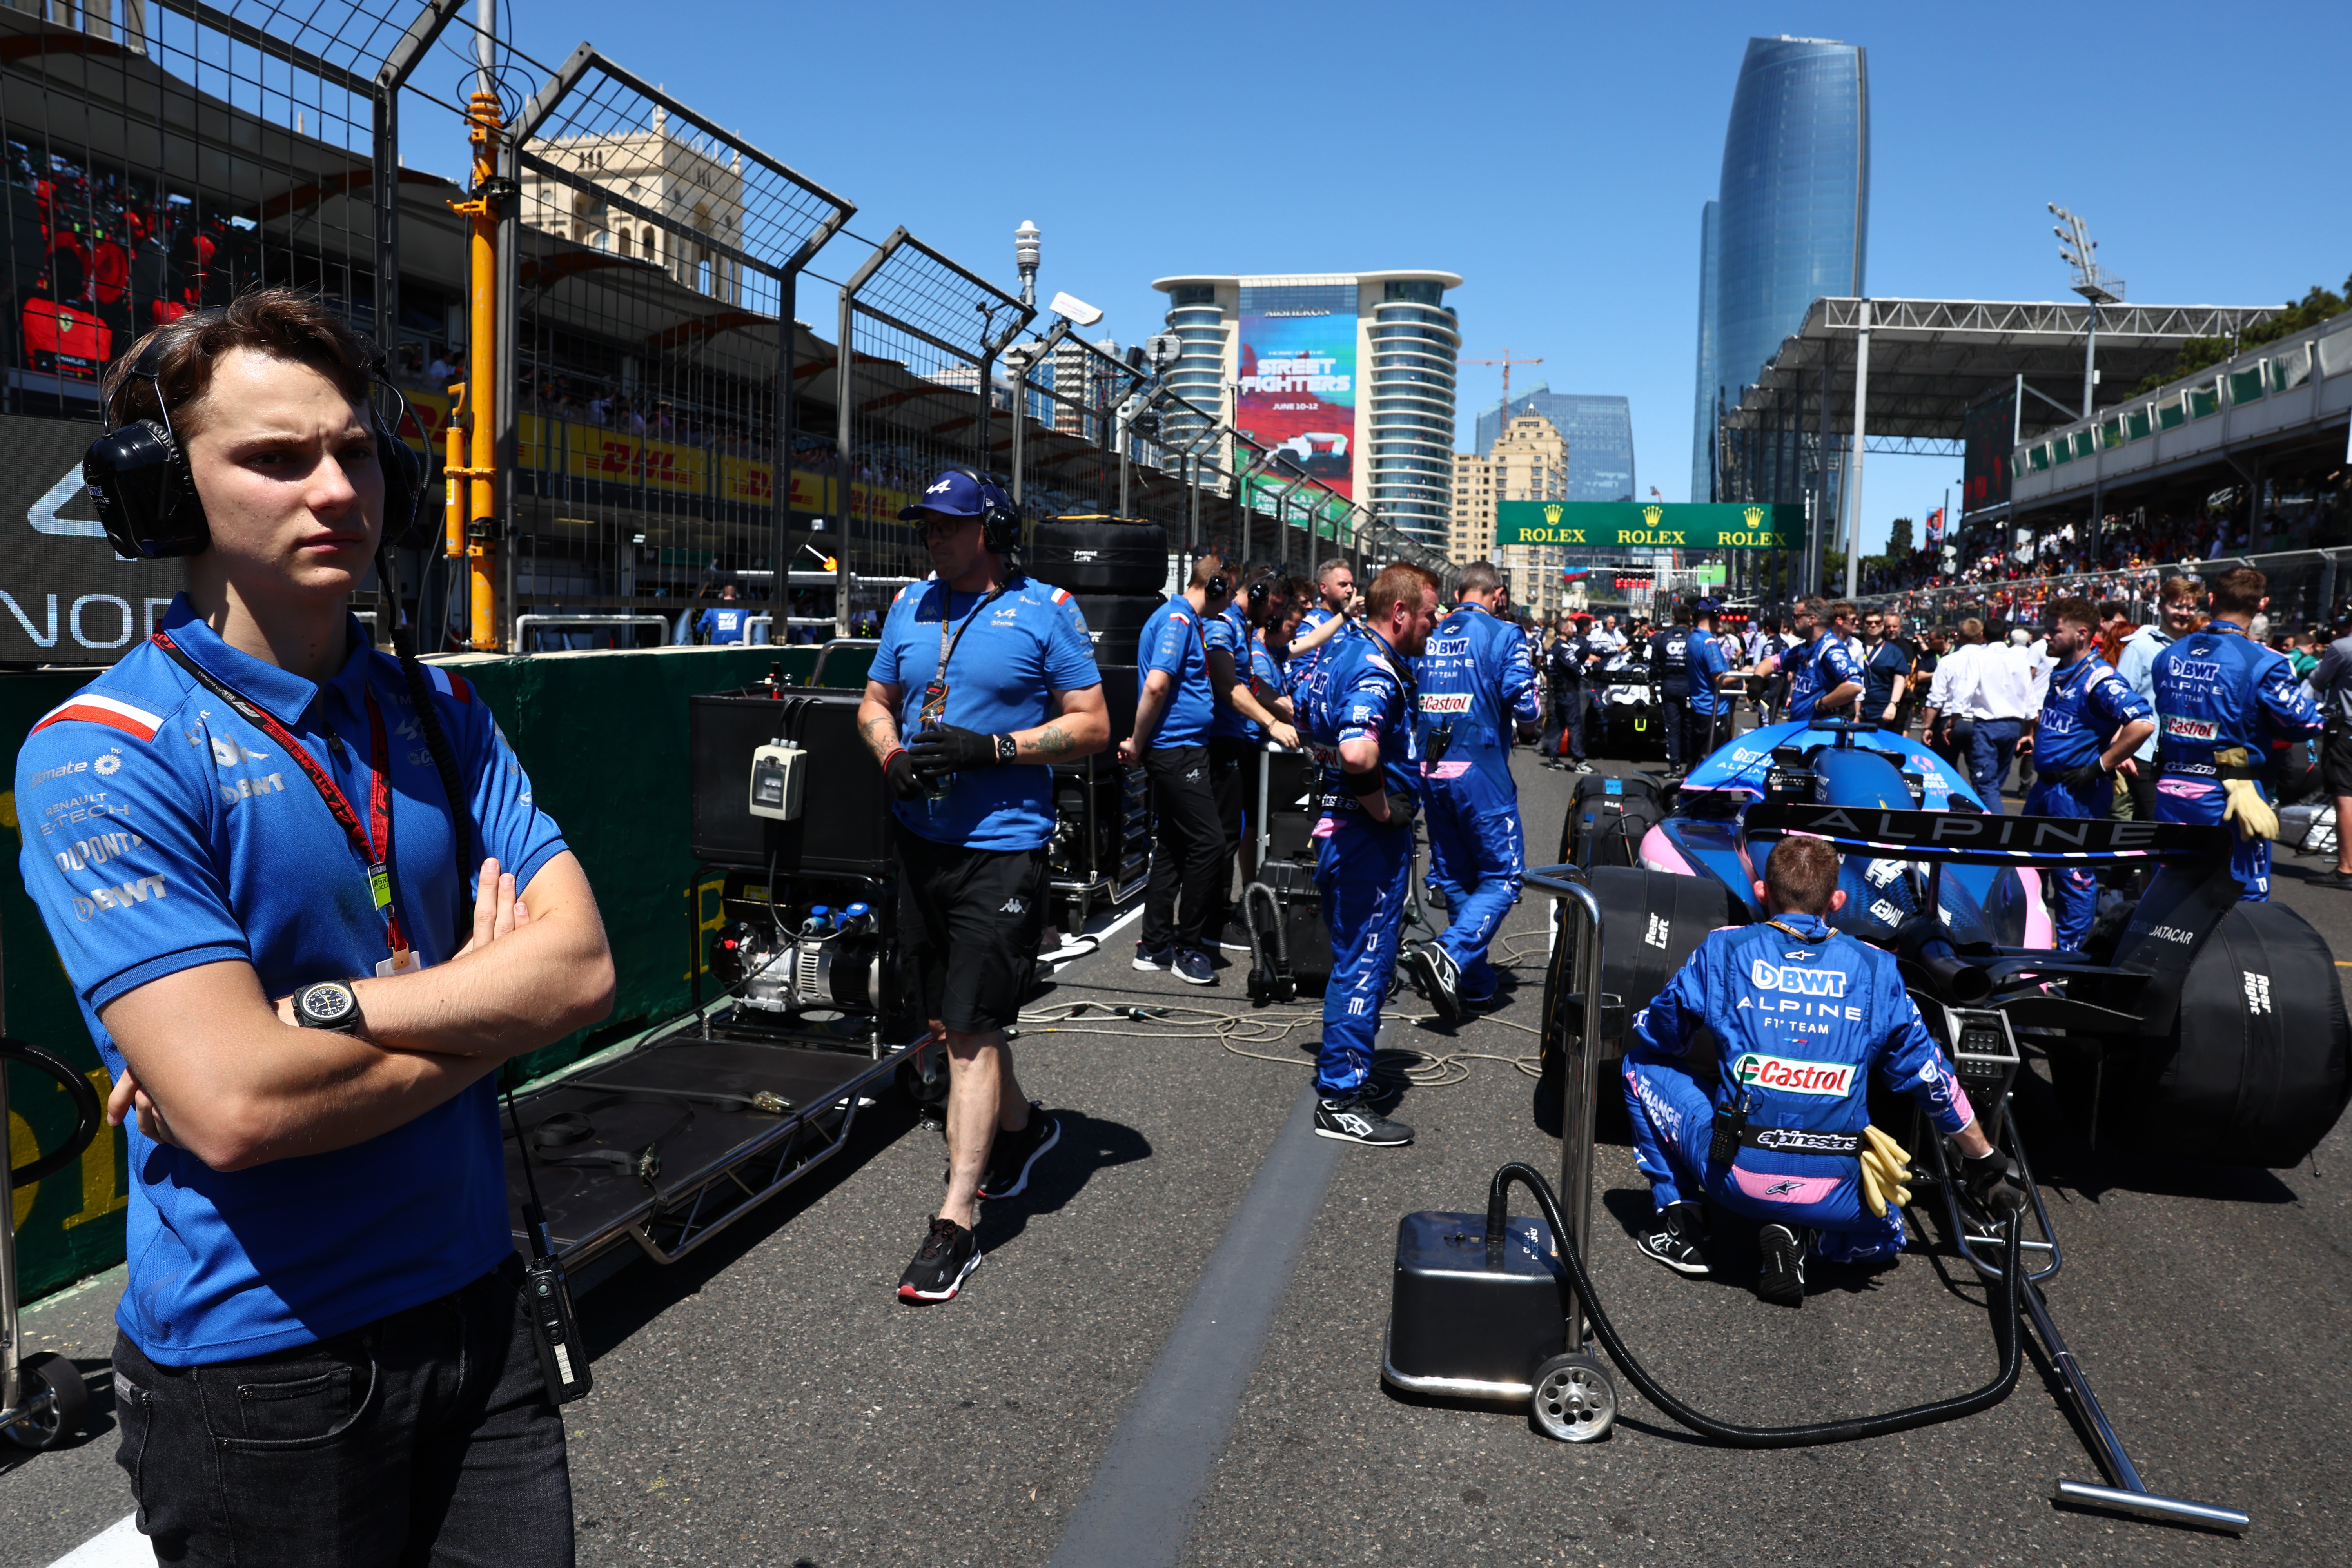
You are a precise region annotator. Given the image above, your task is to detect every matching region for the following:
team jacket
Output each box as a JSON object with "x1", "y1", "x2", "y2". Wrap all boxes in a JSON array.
[
  {"x1": 1786, "y1": 632, "x2": 1864, "y2": 722},
  {"x1": 2034, "y1": 652, "x2": 2151, "y2": 771},
  {"x1": 1547, "y1": 633, "x2": 1592, "y2": 689},
  {"x1": 1296, "y1": 622, "x2": 1421, "y2": 821},
  {"x1": 2151, "y1": 621, "x2": 2321, "y2": 775},
  {"x1": 1414, "y1": 601, "x2": 1539, "y2": 775},
  {"x1": 1630, "y1": 913, "x2": 1975, "y2": 1195},
  {"x1": 1650, "y1": 626, "x2": 1693, "y2": 698}
]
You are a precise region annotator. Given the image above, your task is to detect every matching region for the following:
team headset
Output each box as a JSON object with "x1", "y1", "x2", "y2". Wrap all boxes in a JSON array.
[{"x1": 922, "y1": 463, "x2": 1023, "y2": 555}]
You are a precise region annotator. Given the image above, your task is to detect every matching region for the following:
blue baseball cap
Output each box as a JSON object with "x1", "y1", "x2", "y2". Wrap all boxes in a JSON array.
[{"x1": 900, "y1": 468, "x2": 1004, "y2": 522}]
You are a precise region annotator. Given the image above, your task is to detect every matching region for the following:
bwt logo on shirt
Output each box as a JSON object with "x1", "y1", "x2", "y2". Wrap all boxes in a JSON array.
[
  {"x1": 2173, "y1": 660, "x2": 2221, "y2": 682},
  {"x1": 2163, "y1": 715, "x2": 2218, "y2": 740},
  {"x1": 1733, "y1": 1052, "x2": 1855, "y2": 1097},
  {"x1": 1748, "y1": 960, "x2": 1848, "y2": 997},
  {"x1": 72, "y1": 875, "x2": 166, "y2": 920}
]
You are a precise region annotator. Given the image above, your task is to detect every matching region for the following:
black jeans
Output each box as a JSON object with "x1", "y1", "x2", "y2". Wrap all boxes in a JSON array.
[
  {"x1": 1208, "y1": 735, "x2": 1257, "y2": 931},
  {"x1": 1143, "y1": 743, "x2": 1225, "y2": 955},
  {"x1": 112, "y1": 1258, "x2": 573, "y2": 1568}
]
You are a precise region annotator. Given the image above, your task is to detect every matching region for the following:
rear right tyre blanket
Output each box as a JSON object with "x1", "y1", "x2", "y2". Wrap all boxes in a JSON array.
[
  {"x1": 2107, "y1": 899, "x2": 2352, "y2": 1167},
  {"x1": 1068, "y1": 593, "x2": 1163, "y2": 669},
  {"x1": 1029, "y1": 521, "x2": 1170, "y2": 595},
  {"x1": 1560, "y1": 772, "x2": 1665, "y2": 870}
]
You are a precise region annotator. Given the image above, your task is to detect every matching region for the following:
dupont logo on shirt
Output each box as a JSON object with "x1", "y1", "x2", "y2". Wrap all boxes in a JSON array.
[
  {"x1": 1733, "y1": 1052, "x2": 1855, "y2": 1097},
  {"x1": 2163, "y1": 715, "x2": 2217, "y2": 740}
]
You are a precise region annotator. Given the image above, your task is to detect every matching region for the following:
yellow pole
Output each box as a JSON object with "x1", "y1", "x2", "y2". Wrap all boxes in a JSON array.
[{"x1": 448, "y1": 91, "x2": 504, "y2": 651}]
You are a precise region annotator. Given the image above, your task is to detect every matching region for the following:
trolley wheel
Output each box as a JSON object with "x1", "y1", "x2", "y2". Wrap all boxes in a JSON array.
[
  {"x1": 895, "y1": 1042, "x2": 949, "y2": 1107},
  {"x1": 1529, "y1": 1352, "x2": 1617, "y2": 1444},
  {"x1": 4, "y1": 1352, "x2": 91, "y2": 1450}
]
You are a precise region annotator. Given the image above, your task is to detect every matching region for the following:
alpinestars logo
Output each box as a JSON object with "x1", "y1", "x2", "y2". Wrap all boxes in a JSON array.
[
  {"x1": 1747, "y1": 1126, "x2": 1857, "y2": 1154},
  {"x1": 1732, "y1": 1053, "x2": 1856, "y2": 1097},
  {"x1": 2243, "y1": 971, "x2": 2272, "y2": 1015}
]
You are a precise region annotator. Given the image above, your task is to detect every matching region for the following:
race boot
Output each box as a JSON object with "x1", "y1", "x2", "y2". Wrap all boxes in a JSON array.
[
  {"x1": 1404, "y1": 940, "x2": 1463, "y2": 1025},
  {"x1": 1756, "y1": 1223, "x2": 1811, "y2": 1307},
  {"x1": 1635, "y1": 1201, "x2": 1710, "y2": 1276}
]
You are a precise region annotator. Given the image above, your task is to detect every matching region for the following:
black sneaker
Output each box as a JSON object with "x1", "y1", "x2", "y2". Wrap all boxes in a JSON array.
[
  {"x1": 897, "y1": 1215, "x2": 981, "y2": 1302},
  {"x1": 1173, "y1": 948, "x2": 1216, "y2": 985},
  {"x1": 2313, "y1": 870, "x2": 2352, "y2": 889},
  {"x1": 1635, "y1": 1202, "x2": 1710, "y2": 1276},
  {"x1": 1314, "y1": 1096, "x2": 1415, "y2": 1146},
  {"x1": 1133, "y1": 942, "x2": 1173, "y2": 972},
  {"x1": 1757, "y1": 1223, "x2": 1809, "y2": 1307},
  {"x1": 977, "y1": 1104, "x2": 1060, "y2": 1200},
  {"x1": 1405, "y1": 940, "x2": 1463, "y2": 1024}
]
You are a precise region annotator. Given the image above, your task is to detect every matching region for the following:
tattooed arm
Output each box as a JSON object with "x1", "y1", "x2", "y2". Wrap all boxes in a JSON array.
[
  {"x1": 1016, "y1": 683, "x2": 1109, "y2": 762},
  {"x1": 857, "y1": 680, "x2": 904, "y2": 765}
]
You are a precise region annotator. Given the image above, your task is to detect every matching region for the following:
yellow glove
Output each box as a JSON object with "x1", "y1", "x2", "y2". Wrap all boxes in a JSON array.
[
  {"x1": 1857, "y1": 1125, "x2": 1914, "y2": 1218},
  {"x1": 2214, "y1": 747, "x2": 2278, "y2": 843},
  {"x1": 1859, "y1": 1156, "x2": 1887, "y2": 1217}
]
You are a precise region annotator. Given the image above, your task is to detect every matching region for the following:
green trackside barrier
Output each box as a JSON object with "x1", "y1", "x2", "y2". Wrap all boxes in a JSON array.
[{"x1": 2, "y1": 640, "x2": 850, "y2": 1302}]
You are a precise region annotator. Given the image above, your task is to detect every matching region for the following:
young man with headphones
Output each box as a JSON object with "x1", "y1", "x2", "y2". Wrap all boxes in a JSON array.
[
  {"x1": 1119, "y1": 554, "x2": 1240, "y2": 985},
  {"x1": 15, "y1": 289, "x2": 617, "y2": 1564},
  {"x1": 860, "y1": 467, "x2": 1109, "y2": 1301}
]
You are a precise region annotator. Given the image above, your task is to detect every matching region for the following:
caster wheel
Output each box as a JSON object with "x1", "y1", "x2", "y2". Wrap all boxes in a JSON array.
[
  {"x1": 1530, "y1": 1352, "x2": 1616, "y2": 1443},
  {"x1": 895, "y1": 1043, "x2": 949, "y2": 1107},
  {"x1": 4, "y1": 1352, "x2": 91, "y2": 1450}
]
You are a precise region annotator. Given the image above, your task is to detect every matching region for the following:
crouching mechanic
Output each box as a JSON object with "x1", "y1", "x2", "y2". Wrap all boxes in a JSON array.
[
  {"x1": 861, "y1": 467, "x2": 1110, "y2": 1301},
  {"x1": 1294, "y1": 561, "x2": 1441, "y2": 1146},
  {"x1": 1406, "y1": 560, "x2": 1538, "y2": 1021},
  {"x1": 1621, "y1": 836, "x2": 2023, "y2": 1306},
  {"x1": 2023, "y1": 597, "x2": 2153, "y2": 949}
]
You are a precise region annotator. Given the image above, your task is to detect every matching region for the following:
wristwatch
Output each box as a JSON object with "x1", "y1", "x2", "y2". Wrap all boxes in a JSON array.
[
  {"x1": 995, "y1": 733, "x2": 1020, "y2": 764},
  {"x1": 294, "y1": 980, "x2": 363, "y2": 1032}
]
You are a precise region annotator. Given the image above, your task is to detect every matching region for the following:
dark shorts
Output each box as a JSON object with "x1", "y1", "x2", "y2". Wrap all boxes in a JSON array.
[
  {"x1": 896, "y1": 829, "x2": 1049, "y2": 1034},
  {"x1": 2325, "y1": 726, "x2": 2352, "y2": 799}
]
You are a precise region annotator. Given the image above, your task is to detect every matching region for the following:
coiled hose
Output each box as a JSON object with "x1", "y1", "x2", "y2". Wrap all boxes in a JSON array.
[
  {"x1": 1490, "y1": 1161, "x2": 2024, "y2": 1447},
  {"x1": 4, "y1": 1037, "x2": 102, "y2": 1188}
]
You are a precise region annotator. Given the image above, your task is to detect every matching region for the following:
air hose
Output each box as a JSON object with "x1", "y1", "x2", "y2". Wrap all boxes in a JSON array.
[
  {"x1": 1490, "y1": 1161, "x2": 2024, "y2": 1448},
  {"x1": 4, "y1": 1037, "x2": 102, "y2": 1188}
]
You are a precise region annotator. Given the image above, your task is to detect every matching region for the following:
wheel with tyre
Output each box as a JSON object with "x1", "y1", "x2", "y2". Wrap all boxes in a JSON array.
[
  {"x1": 1069, "y1": 593, "x2": 1163, "y2": 669},
  {"x1": 2, "y1": 1352, "x2": 90, "y2": 1450},
  {"x1": 895, "y1": 1041, "x2": 948, "y2": 1107},
  {"x1": 1529, "y1": 1352, "x2": 1616, "y2": 1442},
  {"x1": 1029, "y1": 520, "x2": 1169, "y2": 595}
]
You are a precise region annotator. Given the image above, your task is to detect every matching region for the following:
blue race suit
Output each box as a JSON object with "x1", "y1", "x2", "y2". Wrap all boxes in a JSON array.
[
  {"x1": 2023, "y1": 652, "x2": 2151, "y2": 948},
  {"x1": 1785, "y1": 631, "x2": 1864, "y2": 724},
  {"x1": 1622, "y1": 912, "x2": 1978, "y2": 1263},
  {"x1": 1415, "y1": 602, "x2": 1539, "y2": 1003},
  {"x1": 2151, "y1": 620, "x2": 2322, "y2": 901},
  {"x1": 1295, "y1": 622, "x2": 1421, "y2": 1099}
]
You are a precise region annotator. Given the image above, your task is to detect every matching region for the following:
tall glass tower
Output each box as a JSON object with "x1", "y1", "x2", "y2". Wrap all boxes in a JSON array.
[{"x1": 1689, "y1": 36, "x2": 1869, "y2": 500}]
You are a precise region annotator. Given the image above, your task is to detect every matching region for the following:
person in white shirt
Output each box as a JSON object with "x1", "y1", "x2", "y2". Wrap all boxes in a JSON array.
[
  {"x1": 1588, "y1": 614, "x2": 1626, "y2": 656},
  {"x1": 2114, "y1": 577, "x2": 2203, "y2": 822},
  {"x1": 1920, "y1": 618, "x2": 1985, "y2": 770},
  {"x1": 1971, "y1": 627, "x2": 2042, "y2": 797},
  {"x1": 2012, "y1": 627, "x2": 2052, "y2": 789}
]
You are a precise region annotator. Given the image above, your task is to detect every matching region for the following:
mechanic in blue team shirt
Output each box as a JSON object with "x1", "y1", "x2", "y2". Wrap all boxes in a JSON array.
[
  {"x1": 1202, "y1": 568, "x2": 1303, "y2": 937},
  {"x1": 862, "y1": 468, "x2": 1109, "y2": 1301},
  {"x1": 1541, "y1": 613, "x2": 1597, "y2": 772},
  {"x1": 695, "y1": 582, "x2": 753, "y2": 644},
  {"x1": 2022, "y1": 598, "x2": 2155, "y2": 949},
  {"x1": 15, "y1": 292, "x2": 616, "y2": 1565},
  {"x1": 1685, "y1": 598, "x2": 1735, "y2": 759},
  {"x1": 1405, "y1": 561, "x2": 1539, "y2": 1022},
  {"x1": 1293, "y1": 561, "x2": 1441, "y2": 1147},
  {"x1": 1119, "y1": 555, "x2": 1240, "y2": 985},
  {"x1": 1622, "y1": 836, "x2": 2021, "y2": 1305},
  {"x1": 1748, "y1": 597, "x2": 1863, "y2": 725},
  {"x1": 2151, "y1": 566, "x2": 2323, "y2": 902},
  {"x1": 1283, "y1": 555, "x2": 1358, "y2": 691}
]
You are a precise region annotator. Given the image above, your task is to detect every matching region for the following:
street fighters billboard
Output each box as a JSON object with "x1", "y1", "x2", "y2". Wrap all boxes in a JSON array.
[{"x1": 1236, "y1": 298, "x2": 1356, "y2": 499}]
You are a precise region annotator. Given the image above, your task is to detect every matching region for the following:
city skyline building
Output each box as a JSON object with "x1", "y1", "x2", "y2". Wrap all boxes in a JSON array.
[
  {"x1": 1456, "y1": 411, "x2": 1570, "y2": 619},
  {"x1": 1689, "y1": 35, "x2": 1869, "y2": 502},
  {"x1": 1472, "y1": 385, "x2": 1637, "y2": 503},
  {"x1": 1152, "y1": 271, "x2": 1463, "y2": 547}
]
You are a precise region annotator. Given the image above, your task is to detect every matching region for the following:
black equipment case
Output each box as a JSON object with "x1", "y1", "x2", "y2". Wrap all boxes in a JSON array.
[{"x1": 690, "y1": 688, "x2": 894, "y2": 875}]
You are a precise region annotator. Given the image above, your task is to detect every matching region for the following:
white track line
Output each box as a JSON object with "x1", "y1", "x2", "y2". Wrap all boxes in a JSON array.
[{"x1": 48, "y1": 1514, "x2": 145, "y2": 1567}]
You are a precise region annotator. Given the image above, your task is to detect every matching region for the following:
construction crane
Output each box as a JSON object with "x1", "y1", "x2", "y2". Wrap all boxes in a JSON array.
[{"x1": 1462, "y1": 349, "x2": 1543, "y2": 447}]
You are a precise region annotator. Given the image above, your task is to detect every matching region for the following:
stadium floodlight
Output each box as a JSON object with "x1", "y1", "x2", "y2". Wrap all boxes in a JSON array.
[{"x1": 1049, "y1": 291, "x2": 1104, "y2": 327}]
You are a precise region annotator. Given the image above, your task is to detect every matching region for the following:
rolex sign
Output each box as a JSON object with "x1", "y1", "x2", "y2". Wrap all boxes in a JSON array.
[{"x1": 1496, "y1": 500, "x2": 1804, "y2": 552}]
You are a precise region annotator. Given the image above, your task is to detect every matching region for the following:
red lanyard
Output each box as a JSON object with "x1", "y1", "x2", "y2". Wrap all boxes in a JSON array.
[{"x1": 152, "y1": 633, "x2": 409, "y2": 960}]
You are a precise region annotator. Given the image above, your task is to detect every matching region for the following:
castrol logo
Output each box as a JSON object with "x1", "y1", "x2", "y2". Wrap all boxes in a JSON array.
[{"x1": 1732, "y1": 1053, "x2": 1856, "y2": 1098}]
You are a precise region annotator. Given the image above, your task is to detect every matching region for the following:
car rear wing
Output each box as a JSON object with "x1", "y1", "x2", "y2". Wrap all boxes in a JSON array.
[{"x1": 1741, "y1": 803, "x2": 2232, "y2": 866}]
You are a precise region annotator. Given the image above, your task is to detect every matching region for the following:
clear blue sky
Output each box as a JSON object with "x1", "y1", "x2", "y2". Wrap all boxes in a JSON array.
[{"x1": 446, "y1": 0, "x2": 2351, "y2": 555}]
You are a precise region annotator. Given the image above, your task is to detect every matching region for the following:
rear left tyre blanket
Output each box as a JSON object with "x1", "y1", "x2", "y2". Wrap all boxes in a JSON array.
[{"x1": 2107, "y1": 898, "x2": 2352, "y2": 1167}]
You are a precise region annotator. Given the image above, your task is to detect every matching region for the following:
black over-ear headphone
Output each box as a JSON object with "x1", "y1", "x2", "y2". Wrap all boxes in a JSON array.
[
  {"x1": 83, "y1": 311, "x2": 429, "y2": 560},
  {"x1": 1200, "y1": 554, "x2": 1232, "y2": 603},
  {"x1": 931, "y1": 464, "x2": 1023, "y2": 555}
]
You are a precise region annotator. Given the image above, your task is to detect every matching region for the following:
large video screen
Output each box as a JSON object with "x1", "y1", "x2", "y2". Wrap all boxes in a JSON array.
[
  {"x1": 1235, "y1": 282, "x2": 1355, "y2": 500},
  {"x1": 1961, "y1": 389, "x2": 2015, "y2": 515}
]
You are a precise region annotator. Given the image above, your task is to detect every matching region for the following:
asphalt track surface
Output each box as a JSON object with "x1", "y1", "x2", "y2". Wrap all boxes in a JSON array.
[{"x1": 8, "y1": 734, "x2": 2352, "y2": 1567}]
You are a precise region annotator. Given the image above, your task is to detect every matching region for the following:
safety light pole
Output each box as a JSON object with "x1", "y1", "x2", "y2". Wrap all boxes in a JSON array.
[{"x1": 2053, "y1": 204, "x2": 2123, "y2": 561}]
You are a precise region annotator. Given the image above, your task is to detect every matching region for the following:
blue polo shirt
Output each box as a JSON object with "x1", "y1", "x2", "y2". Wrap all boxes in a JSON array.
[
  {"x1": 13, "y1": 597, "x2": 568, "y2": 1366},
  {"x1": 869, "y1": 574, "x2": 1101, "y2": 851},
  {"x1": 697, "y1": 605, "x2": 750, "y2": 644},
  {"x1": 1205, "y1": 605, "x2": 1257, "y2": 742},
  {"x1": 1139, "y1": 595, "x2": 1218, "y2": 750}
]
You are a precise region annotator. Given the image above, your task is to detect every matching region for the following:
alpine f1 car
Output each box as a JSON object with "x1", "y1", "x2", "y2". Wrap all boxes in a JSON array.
[{"x1": 1546, "y1": 718, "x2": 2352, "y2": 1170}]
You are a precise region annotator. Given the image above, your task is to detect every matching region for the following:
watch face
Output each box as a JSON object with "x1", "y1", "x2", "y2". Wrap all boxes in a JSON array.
[{"x1": 299, "y1": 982, "x2": 358, "y2": 1027}]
